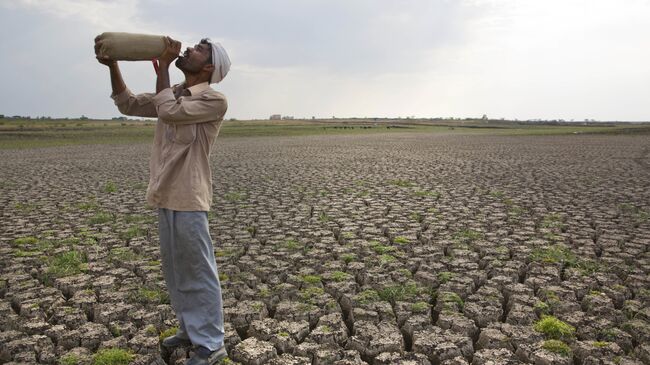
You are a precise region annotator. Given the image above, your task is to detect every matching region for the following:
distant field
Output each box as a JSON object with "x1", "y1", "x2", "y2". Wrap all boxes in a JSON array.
[{"x1": 1, "y1": 118, "x2": 649, "y2": 149}]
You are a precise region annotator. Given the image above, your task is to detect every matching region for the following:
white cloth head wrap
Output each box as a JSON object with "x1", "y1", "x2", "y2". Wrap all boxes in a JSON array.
[{"x1": 207, "y1": 40, "x2": 231, "y2": 84}]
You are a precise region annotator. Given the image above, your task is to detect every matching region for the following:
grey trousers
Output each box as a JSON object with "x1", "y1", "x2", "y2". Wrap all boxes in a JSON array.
[{"x1": 158, "y1": 208, "x2": 224, "y2": 351}]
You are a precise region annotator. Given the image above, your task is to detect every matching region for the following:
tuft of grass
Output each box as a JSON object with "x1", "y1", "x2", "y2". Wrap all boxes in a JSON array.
[
  {"x1": 389, "y1": 179, "x2": 414, "y2": 187},
  {"x1": 118, "y1": 226, "x2": 146, "y2": 241},
  {"x1": 355, "y1": 289, "x2": 381, "y2": 305},
  {"x1": 128, "y1": 286, "x2": 169, "y2": 304},
  {"x1": 109, "y1": 247, "x2": 141, "y2": 262},
  {"x1": 341, "y1": 253, "x2": 357, "y2": 264},
  {"x1": 534, "y1": 315, "x2": 575, "y2": 340},
  {"x1": 318, "y1": 212, "x2": 330, "y2": 222},
  {"x1": 393, "y1": 236, "x2": 410, "y2": 245},
  {"x1": 103, "y1": 181, "x2": 117, "y2": 193},
  {"x1": 282, "y1": 238, "x2": 302, "y2": 251},
  {"x1": 46, "y1": 250, "x2": 88, "y2": 279},
  {"x1": 12, "y1": 236, "x2": 38, "y2": 246},
  {"x1": 92, "y1": 348, "x2": 134, "y2": 365},
  {"x1": 489, "y1": 190, "x2": 505, "y2": 198},
  {"x1": 453, "y1": 229, "x2": 484, "y2": 243},
  {"x1": 541, "y1": 339, "x2": 572, "y2": 357},
  {"x1": 378, "y1": 254, "x2": 396, "y2": 264},
  {"x1": 592, "y1": 341, "x2": 609, "y2": 348},
  {"x1": 378, "y1": 282, "x2": 422, "y2": 303},
  {"x1": 372, "y1": 243, "x2": 396, "y2": 254},
  {"x1": 541, "y1": 213, "x2": 565, "y2": 229},
  {"x1": 88, "y1": 212, "x2": 114, "y2": 225},
  {"x1": 438, "y1": 291, "x2": 464, "y2": 310},
  {"x1": 438, "y1": 271, "x2": 455, "y2": 284},
  {"x1": 224, "y1": 191, "x2": 246, "y2": 202},
  {"x1": 330, "y1": 271, "x2": 351, "y2": 282},
  {"x1": 300, "y1": 275, "x2": 322, "y2": 285},
  {"x1": 59, "y1": 354, "x2": 81, "y2": 365},
  {"x1": 530, "y1": 244, "x2": 599, "y2": 274},
  {"x1": 411, "y1": 301, "x2": 429, "y2": 313},
  {"x1": 299, "y1": 286, "x2": 325, "y2": 305}
]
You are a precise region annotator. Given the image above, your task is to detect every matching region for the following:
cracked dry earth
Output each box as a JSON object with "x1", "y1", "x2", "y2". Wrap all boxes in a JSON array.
[{"x1": 1, "y1": 133, "x2": 650, "y2": 365}]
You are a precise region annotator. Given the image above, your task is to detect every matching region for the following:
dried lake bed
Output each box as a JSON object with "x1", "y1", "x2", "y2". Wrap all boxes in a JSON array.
[{"x1": 1, "y1": 132, "x2": 649, "y2": 364}]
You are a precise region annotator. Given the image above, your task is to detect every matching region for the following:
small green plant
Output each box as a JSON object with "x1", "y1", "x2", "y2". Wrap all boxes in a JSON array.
[
  {"x1": 318, "y1": 212, "x2": 330, "y2": 222},
  {"x1": 341, "y1": 253, "x2": 357, "y2": 264},
  {"x1": 92, "y1": 348, "x2": 134, "y2": 365},
  {"x1": 282, "y1": 238, "x2": 302, "y2": 251},
  {"x1": 278, "y1": 331, "x2": 290, "y2": 338},
  {"x1": 128, "y1": 286, "x2": 169, "y2": 304},
  {"x1": 453, "y1": 229, "x2": 483, "y2": 243},
  {"x1": 439, "y1": 291, "x2": 464, "y2": 310},
  {"x1": 592, "y1": 341, "x2": 609, "y2": 348},
  {"x1": 13, "y1": 236, "x2": 38, "y2": 246},
  {"x1": 119, "y1": 226, "x2": 146, "y2": 241},
  {"x1": 59, "y1": 354, "x2": 81, "y2": 365},
  {"x1": 379, "y1": 254, "x2": 396, "y2": 264},
  {"x1": 224, "y1": 191, "x2": 245, "y2": 201},
  {"x1": 409, "y1": 212, "x2": 422, "y2": 221},
  {"x1": 109, "y1": 247, "x2": 140, "y2": 262},
  {"x1": 330, "y1": 271, "x2": 351, "y2": 282},
  {"x1": 378, "y1": 282, "x2": 421, "y2": 303},
  {"x1": 389, "y1": 179, "x2": 414, "y2": 187},
  {"x1": 46, "y1": 250, "x2": 88, "y2": 279},
  {"x1": 371, "y1": 242, "x2": 395, "y2": 254},
  {"x1": 542, "y1": 339, "x2": 571, "y2": 356},
  {"x1": 299, "y1": 286, "x2": 325, "y2": 305},
  {"x1": 541, "y1": 213, "x2": 565, "y2": 229},
  {"x1": 535, "y1": 301, "x2": 550, "y2": 315},
  {"x1": 14, "y1": 202, "x2": 38, "y2": 212},
  {"x1": 355, "y1": 289, "x2": 380, "y2": 305},
  {"x1": 159, "y1": 326, "x2": 178, "y2": 341},
  {"x1": 438, "y1": 271, "x2": 454, "y2": 284},
  {"x1": 393, "y1": 236, "x2": 410, "y2": 245},
  {"x1": 88, "y1": 212, "x2": 113, "y2": 225},
  {"x1": 103, "y1": 181, "x2": 117, "y2": 193},
  {"x1": 411, "y1": 301, "x2": 429, "y2": 313},
  {"x1": 219, "y1": 273, "x2": 229, "y2": 282},
  {"x1": 301, "y1": 275, "x2": 322, "y2": 285},
  {"x1": 534, "y1": 315, "x2": 575, "y2": 340},
  {"x1": 342, "y1": 231, "x2": 355, "y2": 239},
  {"x1": 489, "y1": 190, "x2": 505, "y2": 198}
]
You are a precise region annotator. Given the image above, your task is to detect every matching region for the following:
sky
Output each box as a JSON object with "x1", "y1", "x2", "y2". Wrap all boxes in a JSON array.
[{"x1": 0, "y1": 0, "x2": 649, "y2": 121}]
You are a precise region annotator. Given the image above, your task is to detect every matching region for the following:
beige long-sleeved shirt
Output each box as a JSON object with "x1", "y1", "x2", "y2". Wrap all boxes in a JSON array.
[{"x1": 112, "y1": 82, "x2": 227, "y2": 211}]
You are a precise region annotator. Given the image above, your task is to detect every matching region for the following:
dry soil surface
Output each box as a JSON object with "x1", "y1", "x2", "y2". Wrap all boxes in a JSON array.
[{"x1": 1, "y1": 133, "x2": 649, "y2": 365}]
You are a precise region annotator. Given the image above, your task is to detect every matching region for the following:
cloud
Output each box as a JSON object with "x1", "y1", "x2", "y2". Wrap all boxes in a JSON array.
[{"x1": 7, "y1": 0, "x2": 147, "y2": 32}]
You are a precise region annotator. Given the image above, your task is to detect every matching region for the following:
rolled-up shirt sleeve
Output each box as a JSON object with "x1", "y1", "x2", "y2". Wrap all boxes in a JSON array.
[
  {"x1": 111, "y1": 88, "x2": 158, "y2": 118},
  {"x1": 152, "y1": 88, "x2": 227, "y2": 125}
]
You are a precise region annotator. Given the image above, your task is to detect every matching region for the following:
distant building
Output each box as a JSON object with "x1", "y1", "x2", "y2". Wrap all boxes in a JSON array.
[
  {"x1": 270, "y1": 114, "x2": 281, "y2": 120},
  {"x1": 282, "y1": 116, "x2": 294, "y2": 120}
]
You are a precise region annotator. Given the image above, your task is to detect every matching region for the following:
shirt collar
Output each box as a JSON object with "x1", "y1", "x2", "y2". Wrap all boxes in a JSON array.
[{"x1": 186, "y1": 82, "x2": 210, "y2": 96}]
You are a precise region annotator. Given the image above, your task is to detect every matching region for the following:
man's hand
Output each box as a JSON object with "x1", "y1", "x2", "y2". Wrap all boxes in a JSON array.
[
  {"x1": 94, "y1": 35, "x2": 116, "y2": 67},
  {"x1": 159, "y1": 36, "x2": 181, "y2": 67}
]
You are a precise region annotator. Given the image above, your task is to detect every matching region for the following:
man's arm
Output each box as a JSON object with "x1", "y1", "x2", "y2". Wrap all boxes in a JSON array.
[
  {"x1": 156, "y1": 36, "x2": 180, "y2": 94},
  {"x1": 152, "y1": 90, "x2": 227, "y2": 125},
  {"x1": 95, "y1": 35, "x2": 157, "y2": 118}
]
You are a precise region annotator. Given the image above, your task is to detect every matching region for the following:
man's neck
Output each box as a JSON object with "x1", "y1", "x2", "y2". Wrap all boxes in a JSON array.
[{"x1": 183, "y1": 73, "x2": 209, "y2": 88}]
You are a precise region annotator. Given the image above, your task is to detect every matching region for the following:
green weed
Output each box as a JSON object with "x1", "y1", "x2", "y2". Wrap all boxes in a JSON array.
[
  {"x1": 534, "y1": 315, "x2": 575, "y2": 340},
  {"x1": 92, "y1": 348, "x2": 134, "y2": 365},
  {"x1": 541, "y1": 339, "x2": 571, "y2": 357},
  {"x1": 103, "y1": 181, "x2": 117, "y2": 193}
]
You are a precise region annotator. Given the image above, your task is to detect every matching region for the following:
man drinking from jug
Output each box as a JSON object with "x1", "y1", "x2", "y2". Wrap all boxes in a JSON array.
[{"x1": 96, "y1": 35, "x2": 231, "y2": 365}]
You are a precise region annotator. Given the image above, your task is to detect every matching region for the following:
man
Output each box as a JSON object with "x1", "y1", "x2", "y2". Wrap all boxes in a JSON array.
[{"x1": 96, "y1": 35, "x2": 231, "y2": 365}]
